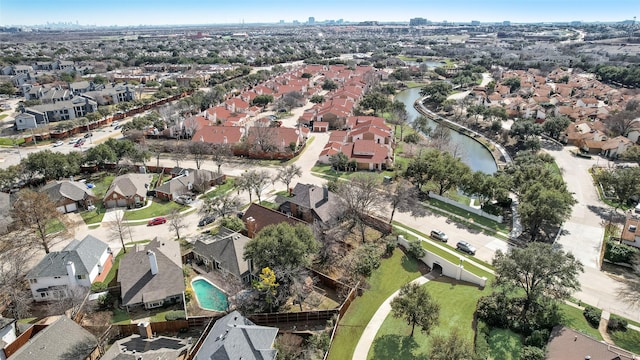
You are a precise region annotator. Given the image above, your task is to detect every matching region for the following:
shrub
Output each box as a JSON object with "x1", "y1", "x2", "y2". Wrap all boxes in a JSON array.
[
  {"x1": 404, "y1": 133, "x2": 422, "y2": 144},
  {"x1": 407, "y1": 239, "x2": 426, "y2": 259},
  {"x1": 474, "y1": 320, "x2": 491, "y2": 360},
  {"x1": 96, "y1": 293, "x2": 113, "y2": 310},
  {"x1": 583, "y1": 305, "x2": 602, "y2": 328},
  {"x1": 607, "y1": 315, "x2": 628, "y2": 332},
  {"x1": 384, "y1": 236, "x2": 397, "y2": 256},
  {"x1": 353, "y1": 243, "x2": 382, "y2": 277},
  {"x1": 477, "y1": 293, "x2": 511, "y2": 328},
  {"x1": 165, "y1": 310, "x2": 186, "y2": 321},
  {"x1": 520, "y1": 346, "x2": 545, "y2": 360},
  {"x1": 604, "y1": 241, "x2": 638, "y2": 264},
  {"x1": 220, "y1": 216, "x2": 245, "y2": 232},
  {"x1": 184, "y1": 288, "x2": 193, "y2": 303},
  {"x1": 524, "y1": 329, "x2": 550, "y2": 348}
]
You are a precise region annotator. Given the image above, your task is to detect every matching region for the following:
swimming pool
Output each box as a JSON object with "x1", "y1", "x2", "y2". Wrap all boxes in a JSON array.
[{"x1": 191, "y1": 277, "x2": 229, "y2": 312}]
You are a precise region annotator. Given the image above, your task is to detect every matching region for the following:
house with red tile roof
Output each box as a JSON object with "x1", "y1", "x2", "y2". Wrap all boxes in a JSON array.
[
  {"x1": 192, "y1": 125, "x2": 245, "y2": 145},
  {"x1": 244, "y1": 126, "x2": 305, "y2": 154},
  {"x1": 224, "y1": 97, "x2": 251, "y2": 113}
]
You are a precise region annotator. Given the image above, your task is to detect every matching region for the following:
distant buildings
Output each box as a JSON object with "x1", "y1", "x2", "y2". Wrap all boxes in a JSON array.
[
  {"x1": 409, "y1": 17, "x2": 429, "y2": 26},
  {"x1": 308, "y1": 17, "x2": 315, "y2": 25}
]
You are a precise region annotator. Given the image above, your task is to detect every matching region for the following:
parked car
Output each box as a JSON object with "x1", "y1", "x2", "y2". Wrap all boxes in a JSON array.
[
  {"x1": 74, "y1": 140, "x2": 85, "y2": 148},
  {"x1": 175, "y1": 195, "x2": 193, "y2": 205},
  {"x1": 198, "y1": 215, "x2": 216, "y2": 227},
  {"x1": 111, "y1": 121, "x2": 119, "y2": 127},
  {"x1": 84, "y1": 132, "x2": 93, "y2": 138},
  {"x1": 456, "y1": 241, "x2": 476, "y2": 255},
  {"x1": 68, "y1": 138, "x2": 79, "y2": 144},
  {"x1": 430, "y1": 229, "x2": 448, "y2": 242},
  {"x1": 114, "y1": 125, "x2": 122, "y2": 130},
  {"x1": 148, "y1": 217, "x2": 167, "y2": 226},
  {"x1": 52, "y1": 141, "x2": 64, "y2": 147}
]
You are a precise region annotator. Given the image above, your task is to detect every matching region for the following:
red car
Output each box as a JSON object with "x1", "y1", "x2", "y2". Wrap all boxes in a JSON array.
[
  {"x1": 74, "y1": 140, "x2": 85, "y2": 147},
  {"x1": 147, "y1": 217, "x2": 167, "y2": 226}
]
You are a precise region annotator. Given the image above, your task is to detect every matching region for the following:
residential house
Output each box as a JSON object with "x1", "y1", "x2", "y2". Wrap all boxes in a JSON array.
[
  {"x1": 7, "y1": 316, "x2": 99, "y2": 360},
  {"x1": 625, "y1": 118, "x2": 640, "y2": 144},
  {"x1": 621, "y1": 216, "x2": 640, "y2": 248},
  {"x1": 0, "y1": 317, "x2": 17, "y2": 360},
  {"x1": 26, "y1": 96, "x2": 97, "y2": 123},
  {"x1": 83, "y1": 83, "x2": 136, "y2": 106},
  {"x1": 100, "y1": 323, "x2": 190, "y2": 360},
  {"x1": 599, "y1": 136, "x2": 635, "y2": 158},
  {"x1": 14, "y1": 112, "x2": 42, "y2": 131},
  {"x1": 193, "y1": 310, "x2": 278, "y2": 360},
  {"x1": 118, "y1": 238, "x2": 185, "y2": 311},
  {"x1": 192, "y1": 227, "x2": 254, "y2": 283},
  {"x1": 244, "y1": 126, "x2": 306, "y2": 154},
  {"x1": 155, "y1": 168, "x2": 217, "y2": 200},
  {"x1": 26, "y1": 235, "x2": 112, "y2": 302},
  {"x1": 192, "y1": 125, "x2": 245, "y2": 146},
  {"x1": 242, "y1": 203, "x2": 307, "y2": 238},
  {"x1": 40, "y1": 180, "x2": 96, "y2": 213},
  {"x1": 103, "y1": 173, "x2": 152, "y2": 208},
  {"x1": 276, "y1": 183, "x2": 341, "y2": 226},
  {"x1": 545, "y1": 326, "x2": 635, "y2": 360}
]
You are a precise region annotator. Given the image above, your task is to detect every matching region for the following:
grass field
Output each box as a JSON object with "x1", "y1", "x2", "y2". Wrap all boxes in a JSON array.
[
  {"x1": 368, "y1": 277, "x2": 491, "y2": 359},
  {"x1": 202, "y1": 178, "x2": 235, "y2": 199},
  {"x1": 487, "y1": 328, "x2": 522, "y2": 360},
  {"x1": 610, "y1": 328, "x2": 640, "y2": 354},
  {"x1": 558, "y1": 303, "x2": 602, "y2": 340},
  {"x1": 123, "y1": 200, "x2": 186, "y2": 221},
  {"x1": 326, "y1": 250, "x2": 423, "y2": 360}
]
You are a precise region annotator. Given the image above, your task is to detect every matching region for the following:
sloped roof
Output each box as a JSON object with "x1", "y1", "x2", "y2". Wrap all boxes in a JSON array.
[
  {"x1": 193, "y1": 227, "x2": 251, "y2": 278},
  {"x1": 104, "y1": 173, "x2": 152, "y2": 200},
  {"x1": 192, "y1": 126, "x2": 244, "y2": 144},
  {"x1": 546, "y1": 326, "x2": 635, "y2": 360},
  {"x1": 100, "y1": 334, "x2": 190, "y2": 360},
  {"x1": 276, "y1": 183, "x2": 340, "y2": 224},
  {"x1": 27, "y1": 235, "x2": 109, "y2": 279},
  {"x1": 155, "y1": 169, "x2": 214, "y2": 196},
  {"x1": 41, "y1": 180, "x2": 95, "y2": 202},
  {"x1": 9, "y1": 316, "x2": 97, "y2": 360},
  {"x1": 118, "y1": 238, "x2": 184, "y2": 307},
  {"x1": 194, "y1": 310, "x2": 278, "y2": 360},
  {"x1": 242, "y1": 203, "x2": 306, "y2": 237}
]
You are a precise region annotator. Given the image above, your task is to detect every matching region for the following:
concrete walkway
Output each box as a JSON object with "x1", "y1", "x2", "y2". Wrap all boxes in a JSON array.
[{"x1": 352, "y1": 273, "x2": 435, "y2": 360}]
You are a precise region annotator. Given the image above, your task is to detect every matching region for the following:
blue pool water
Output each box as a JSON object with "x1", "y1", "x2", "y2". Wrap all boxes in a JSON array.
[{"x1": 191, "y1": 278, "x2": 228, "y2": 311}]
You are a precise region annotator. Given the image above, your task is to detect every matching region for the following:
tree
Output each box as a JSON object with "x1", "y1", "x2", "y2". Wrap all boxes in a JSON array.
[
  {"x1": 201, "y1": 192, "x2": 241, "y2": 219},
  {"x1": 412, "y1": 115, "x2": 432, "y2": 135},
  {"x1": 502, "y1": 77, "x2": 521, "y2": 92},
  {"x1": 420, "y1": 81, "x2": 452, "y2": 109},
  {"x1": 188, "y1": 141, "x2": 210, "y2": 170},
  {"x1": 359, "y1": 92, "x2": 391, "y2": 116},
  {"x1": 542, "y1": 116, "x2": 571, "y2": 140},
  {"x1": 0, "y1": 81, "x2": 16, "y2": 96},
  {"x1": 510, "y1": 120, "x2": 542, "y2": 143},
  {"x1": 427, "y1": 328, "x2": 474, "y2": 360},
  {"x1": 388, "y1": 179, "x2": 426, "y2": 223},
  {"x1": 220, "y1": 216, "x2": 245, "y2": 232},
  {"x1": 595, "y1": 167, "x2": 640, "y2": 214},
  {"x1": 107, "y1": 209, "x2": 129, "y2": 253},
  {"x1": 211, "y1": 144, "x2": 232, "y2": 174},
  {"x1": 467, "y1": 104, "x2": 486, "y2": 124},
  {"x1": 253, "y1": 267, "x2": 279, "y2": 312},
  {"x1": 237, "y1": 170, "x2": 270, "y2": 203},
  {"x1": 310, "y1": 94, "x2": 325, "y2": 104},
  {"x1": 244, "y1": 222, "x2": 318, "y2": 270},
  {"x1": 405, "y1": 148, "x2": 471, "y2": 196},
  {"x1": 322, "y1": 79, "x2": 338, "y2": 91},
  {"x1": 276, "y1": 164, "x2": 302, "y2": 193},
  {"x1": 390, "y1": 282, "x2": 440, "y2": 337},
  {"x1": 620, "y1": 146, "x2": 640, "y2": 165},
  {"x1": 329, "y1": 152, "x2": 349, "y2": 172},
  {"x1": 604, "y1": 110, "x2": 640, "y2": 137},
  {"x1": 11, "y1": 190, "x2": 69, "y2": 254},
  {"x1": 168, "y1": 207, "x2": 186, "y2": 240},
  {"x1": 518, "y1": 182, "x2": 576, "y2": 242},
  {"x1": 84, "y1": 143, "x2": 117, "y2": 167},
  {"x1": 0, "y1": 249, "x2": 32, "y2": 319},
  {"x1": 252, "y1": 94, "x2": 274, "y2": 107},
  {"x1": 493, "y1": 242, "x2": 583, "y2": 323},
  {"x1": 388, "y1": 100, "x2": 408, "y2": 141},
  {"x1": 334, "y1": 174, "x2": 386, "y2": 242}
]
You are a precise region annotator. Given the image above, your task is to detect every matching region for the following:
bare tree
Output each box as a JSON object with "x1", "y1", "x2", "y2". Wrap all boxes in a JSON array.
[
  {"x1": 201, "y1": 192, "x2": 242, "y2": 219},
  {"x1": 183, "y1": 116, "x2": 202, "y2": 139},
  {"x1": 248, "y1": 126, "x2": 277, "y2": 152},
  {"x1": 169, "y1": 141, "x2": 187, "y2": 168},
  {"x1": 189, "y1": 141, "x2": 210, "y2": 170},
  {"x1": 0, "y1": 249, "x2": 32, "y2": 319},
  {"x1": 211, "y1": 144, "x2": 232, "y2": 174},
  {"x1": 107, "y1": 210, "x2": 129, "y2": 253},
  {"x1": 388, "y1": 179, "x2": 426, "y2": 224},
  {"x1": 169, "y1": 207, "x2": 187, "y2": 240},
  {"x1": 47, "y1": 285, "x2": 89, "y2": 318},
  {"x1": 238, "y1": 170, "x2": 271, "y2": 203},
  {"x1": 618, "y1": 254, "x2": 640, "y2": 309},
  {"x1": 276, "y1": 164, "x2": 302, "y2": 193},
  {"x1": 334, "y1": 174, "x2": 386, "y2": 242},
  {"x1": 11, "y1": 189, "x2": 69, "y2": 254}
]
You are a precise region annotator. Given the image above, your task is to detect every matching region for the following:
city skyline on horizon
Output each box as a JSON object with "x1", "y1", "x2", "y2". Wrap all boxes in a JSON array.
[{"x1": 0, "y1": 0, "x2": 637, "y2": 27}]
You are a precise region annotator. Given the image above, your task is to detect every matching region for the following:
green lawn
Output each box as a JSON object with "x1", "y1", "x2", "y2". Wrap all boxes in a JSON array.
[
  {"x1": 111, "y1": 307, "x2": 131, "y2": 324},
  {"x1": 0, "y1": 137, "x2": 24, "y2": 146},
  {"x1": 45, "y1": 218, "x2": 66, "y2": 234},
  {"x1": 610, "y1": 328, "x2": 640, "y2": 354},
  {"x1": 487, "y1": 328, "x2": 522, "y2": 360},
  {"x1": 203, "y1": 178, "x2": 235, "y2": 199},
  {"x1": 103, "y1": 249, "x2": 124, "y2": 287},
  {"x1": 368, "y1": 277, "x2": 491, "y2": 359},
  {"x1": 311, "y1": 163, "x2": 396, "y2": 183},
  {"x1": 327, "y1": 250, "x2": 423, "y2": 360},
  {"x1": 426, "y1": 198, "x2": 510, "y2": 234},
  {"x1": 0, "y1": 114, "x2": 8, "y2": 121},
  {"x1": 150, "y1": 309, "x2": 173, "y2": 323},
  {"x1": 558, "y1": 303, "x2": 602, "y2": 340},
  {"x1": 80, "y1": 202, "x2": 106, "y2": 225},
  {"x1": 87, "y1": 174, "x2": 115, "y2": 198},
  {"x1": 17, "y1": 317, "x2": 37, "y2": 324},
  {"x1": 123, "y1": 200, "x2": 186, "y2": 221}
]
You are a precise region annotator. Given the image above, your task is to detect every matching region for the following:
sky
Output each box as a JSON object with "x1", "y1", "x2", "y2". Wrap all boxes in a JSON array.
[{"x1": 0, "y1": 0, "x2": 637, "y2": 26}]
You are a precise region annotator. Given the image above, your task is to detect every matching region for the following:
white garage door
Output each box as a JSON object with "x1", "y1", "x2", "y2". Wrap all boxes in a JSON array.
[
  {"x1": 65, "y1": 203, "x2": 77, "y2": 213},
  {"x1": 117, "y1": 199, "x2": 127, "y2": 207},
  {"x1": 105, "y1": 200, "x2": 116, "y2": 208}
]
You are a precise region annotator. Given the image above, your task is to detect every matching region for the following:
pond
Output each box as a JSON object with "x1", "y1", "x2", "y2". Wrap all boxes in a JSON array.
[
  {"x1": 395, "y1": 87, "x2": 498, "y2": 174},
  {"x1": 191, "y1": 276, "x2": 229, "y2": 312}
]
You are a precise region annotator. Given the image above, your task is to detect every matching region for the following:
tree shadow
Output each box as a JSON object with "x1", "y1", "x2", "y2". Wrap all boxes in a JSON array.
[
  {"x1": 370, "y1": 334, "x2": 420, "y2": 360},
  {"x1": 587, "y1": 205, "x2": 626, "y2": 223}
]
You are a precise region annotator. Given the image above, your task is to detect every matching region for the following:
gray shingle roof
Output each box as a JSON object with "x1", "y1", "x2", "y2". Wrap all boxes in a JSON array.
[
  {"x1": 118, "y1": 239, "x2": 184, "y2": 307},
  {"x1": 194, "y1": 311, "x2": 278, "y2": 360},
  {"x1": 9, "y1": 316, "x2": 97, "y2": 360},
  {"x1": 193, "y1": 227, "x2": 250, "y2": 279},
  {"x1": 275, "y1": 183, "x2": 340, "y2": 224},
  {"x1": 100, "y1": 334, "x2": 189, "y2": 360},
  {"x1": 105, "y1": 173, "x2": 152, "y2": 200},
  {"x1": 40, "y1": 180, "x2": 95, "y2": 202},
  {"x1": 156, "y1": 169, "x2": 214, "y2": 196},
  {"x1": 27, "y1": 235, "x2": 109, "y2": 279}
]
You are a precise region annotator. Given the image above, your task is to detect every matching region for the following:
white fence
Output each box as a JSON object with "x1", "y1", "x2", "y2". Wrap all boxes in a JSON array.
[
  {"x1": 398, "y1": 235, "x2": 487, "y2": 288},
  {"x1": 429, "y1": 191, "x2": 503, "y2": 223}
]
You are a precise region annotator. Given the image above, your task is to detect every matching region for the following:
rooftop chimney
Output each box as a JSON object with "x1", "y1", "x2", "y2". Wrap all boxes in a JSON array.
[
  {"x1": 66, "y1": 261, "x2": 77, "y2": 285},
  {"x1": 138, "y1": 321, "x2": 152, "y2": 339},
  {"x1": 246, "y1": 217, "x2": 256, "y2": 238},
  {"x1": 147, "y1": 250, "x2": 158, "y2": 275}
]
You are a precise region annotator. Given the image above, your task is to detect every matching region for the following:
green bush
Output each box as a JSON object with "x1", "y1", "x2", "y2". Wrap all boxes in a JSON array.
[
  {"x1": 474, "y1": 320, "x2": 491, "y2": 360},
  {"x1": 164, "y1": 310, "x2": 186, "y2": 321},
  {"x1": 384, "y1": 236, "x2": 397, "y2": 256},
  {"x1": 353, "y1": 243, "x2": 382, "y2": 277},
  {"x1": 477, "y1": 293, "x2": 512, "y2": 329},
  {"x1": 407, "y1": 239, "x2": 426, "y2": 259},
  {"x1": 604, "y1": 241, "x2": 638, "y2": 264},
  {"x1": 91, "y1": 281, "x2": 107, "y2": 292},
  {"x1": 524, "y1": 329, "x2": 549, "y2": 348},
  {"x1": 96, "y1": 293, "x2": 114, "y2": 310},
  {"x1": 220, "y1": 216, "x2": 245, "y2": 232},
  {"x1": 607, "y1": 315, "x2": 628, "y2": 332},
  {"x1": 583, "y1": 305, "x2": 602, "y2": 328},
  {"x1": 520, "y1": 346, "x2": 545, "y2": 360}
]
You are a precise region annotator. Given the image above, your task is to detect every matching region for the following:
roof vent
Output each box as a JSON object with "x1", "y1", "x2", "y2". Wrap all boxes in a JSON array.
[{"x1": 630, "y1": 225, "x2": 637, "y2": 233}]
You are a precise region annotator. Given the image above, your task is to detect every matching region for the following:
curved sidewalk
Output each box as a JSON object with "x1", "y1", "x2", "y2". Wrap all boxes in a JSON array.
[{"x1": 352, "y1": 273, "x2": 435, "y2": 360}]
